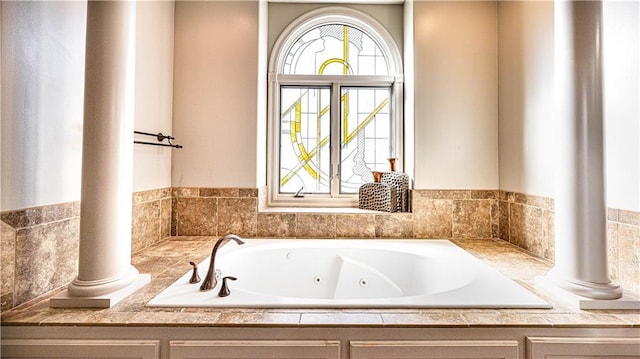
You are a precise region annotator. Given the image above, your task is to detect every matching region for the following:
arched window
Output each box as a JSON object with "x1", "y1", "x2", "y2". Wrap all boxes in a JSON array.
[{"x1": 268, "y1": 7, "x2": 403, "y2": 207}]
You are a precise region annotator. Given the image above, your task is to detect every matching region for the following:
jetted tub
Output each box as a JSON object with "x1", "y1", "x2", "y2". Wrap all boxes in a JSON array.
[{"x1": 147, "y1": 239, "x2": 551, "y2": 308}]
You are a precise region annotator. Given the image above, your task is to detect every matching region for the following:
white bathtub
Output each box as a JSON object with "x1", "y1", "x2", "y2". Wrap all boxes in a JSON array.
[{"x1": 147, "y1": 239, "x2": 551, "y2": 308}]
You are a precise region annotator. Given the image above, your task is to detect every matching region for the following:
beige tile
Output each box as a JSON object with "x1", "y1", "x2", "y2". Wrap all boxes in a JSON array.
[
  {"x1": 470, "y1": 190, "x2": 498, "y2": 199},
  {"x1": 503, "y1": 191, "x2": 516, "y2": 202},
  {"x1": 452, "y1": 200, "x2": 492, "y2": 239},
  {"x1": 217, "y1": 197, "x2": 257, "y2": 237},
  {"x1": 171, "y1": 197, "x2": 178, "y2": 236},
  {"x1": 415, "y1": 189, "x2": 470, "y2": 200},
  {"x1": 607, "y1": 222, "x2": 619, "y2": 281},
  {"x1": 200, "y1": 188, "x2": 239, "y2": 198},
  {"x1": 14, "y1": 219, "x2": 79, "y2": 306},
  {"x1": 1, "y1": 221, "x2": 16, "y2": 311},
  {"x1": 300, "y1": 312, "x2": 382, "y2": 325},
  {"x1": 499, "y1": 201, "x2": 510, "y2": 241},
  {"x1": 133, "y1": 188, "x2": 168, "y2": 205},
  {"x1": 1, "y1": 207, "x2": 44, "y2": 229},
  {"x1": 42, "y1": 202, "x2": 76, "y2": 223},
  {"x1": 129, "y1": 311, "x2": 222, "y2": 325},
  {"x1": 381, "y1": 311, "x2": 466, "y2": 326},
  {"x1": 612, "y1": 312, "x2": 640, "y2": 326},
  {"x1": 296, "y1": 214, "x2": 336, "y2": 238},
  {"x1": 172, "y1": 187, "x2": 200, "y2": 198},
  {"x1": 541, "y1": 209, "x2": 555, "y2": 261},
  {"x1": 257, "y1": 213, "x2": 296, "y2": 238},
  {"x1": 509, "y1": 203, "x2": 544, "y2": 257},
  {"x1": 336, "y1": 214, "x2": 375, "y2": 238},
  {"x1": 618, "y1": 223, "x2": 640, "y2": 294},
  {"x1": 1, "y1": 292, "x2": 13, "y2": 313},
  {"x1": 513, "y1": 192, "x2": 551, "y2": 209},
  {"x1": 545, "y1": 312, "x2": 631, "y2": 327},
  {"x1": 86, "y1": 311, "x2": 147, "y2": 324},
  {"x1": 176, "y1": 198, "x2": 217, "y2": 236},
  {"x1": 239, "y1": 188, "x2": 259, "y2": 198},
  {"x1": 1, "y1": 308, "x2": 53, "y2": 324},
  {"x1": 413, "y1": 198, "x2": 452, "y2": 239},
  {"x1": 375, "y1": 213, "x2": 413, "y2": 238},
  {"x1": 216, "y1": 311, "x2": 301, "y2": 325},
  {"x1": 72, "y1": 201, "x2": 81, "y2": 217},
  {"x1": 619, "y1": 209, "x2": 640, "y2": 226},
  {"x1": 462, "y1": 311, "x2": 551, "y2": 327},
  {"x1": 491, "y1": 200, "x2": 499, "y2": 239},
  {"x1": 161, "y1": 198, "x2": 172, "y2": 239},
  {"x1": 132, "y1": 201, "x2": 161, "y2": 252}
]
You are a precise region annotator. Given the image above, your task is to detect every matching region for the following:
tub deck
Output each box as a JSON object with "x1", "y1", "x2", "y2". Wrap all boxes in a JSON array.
[{"x1": 1, "y1": 237, "x2": 638, "y2": 327}]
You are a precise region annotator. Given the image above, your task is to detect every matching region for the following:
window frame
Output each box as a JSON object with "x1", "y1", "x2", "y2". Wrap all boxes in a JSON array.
[{"x1": 267, "y1": 7, "x2": 403, "y2": 208}]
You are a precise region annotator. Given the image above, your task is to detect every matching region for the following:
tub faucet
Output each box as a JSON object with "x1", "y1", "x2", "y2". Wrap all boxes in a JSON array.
[{"x1": 200, "y1": 234, "x2": 245, "y2": 291}]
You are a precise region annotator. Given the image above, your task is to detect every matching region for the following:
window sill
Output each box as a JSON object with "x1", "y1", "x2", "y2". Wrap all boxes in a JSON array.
[{"x1": 258, "y1": 206, "x2": 386, "y2": 214}]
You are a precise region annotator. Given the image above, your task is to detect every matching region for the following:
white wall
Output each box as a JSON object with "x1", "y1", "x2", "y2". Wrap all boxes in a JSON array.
[
  {"x1": 133, "y1": 1, "x2": 175, "y2": 192},
  {"x1": 172, "y1": 0, "x2": 260, "y2": 188},
  {"x1": 498, "y1": 0, "x2": 640, "y2": 212},
  {"x1": 1, "y1": 1, "x2": 175, "y2": 211},
  {"x1": 603, "y1": 0, "x2": 640, "y2": 212},
  {"x1": 412, "y1": 1, "x2": 499, "y2": 190},
  {"x1": 498, "y1": 1, "x2": 555, "y2": 198},
  {"x1": 1, "y1": 1, "x2": 87, "y2": 211}
]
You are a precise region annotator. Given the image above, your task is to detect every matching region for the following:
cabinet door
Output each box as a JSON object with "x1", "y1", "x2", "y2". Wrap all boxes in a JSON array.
[
  {"x1": 527, "y1": 337, "x2": 640, "y2": 358},
  {"x1": 169, "y1": 340, "x2": 340, "y2": 359},
  {"x1": 350, "y1": 340, "x2": 519, "y2": 359},
  {"x1": 1, "y1": 339, "x2": 160, "y2": 359}
]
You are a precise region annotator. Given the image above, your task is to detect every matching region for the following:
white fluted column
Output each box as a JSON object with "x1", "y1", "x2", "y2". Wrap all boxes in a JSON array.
[
  {"x1": 51, "y1": 0, "x2": 149, "y2": 308},
  {"x1": 550, "y1": 0, "x2": 622, "y2": 300}
]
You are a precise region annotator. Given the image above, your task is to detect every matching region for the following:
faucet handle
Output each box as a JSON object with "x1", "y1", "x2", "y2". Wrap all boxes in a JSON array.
[
  {"x1": 218, "y1": 276, "x2": 237, "y2": 297},
  {"x1": 189, "y1": 261, "x2": 201, "y2": 283}
]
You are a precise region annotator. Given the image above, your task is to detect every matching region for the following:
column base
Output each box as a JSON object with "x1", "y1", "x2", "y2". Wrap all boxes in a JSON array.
[
  {"x1": 546, "y1": 269, "x2": 623, "y2": 300},
  {"x1": 50, "y1": 267, "x2": 150, "y2": 308},
  {"x1": 537, "y1": 275, "x2": 639, "y2": 310}
]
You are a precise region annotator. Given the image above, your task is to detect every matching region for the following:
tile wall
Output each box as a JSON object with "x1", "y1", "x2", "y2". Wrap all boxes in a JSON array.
[
  {"x1": 1, "y1": 186, "x2": 638, "y2": 311},
  {"x1": 1, "y1": 188, "x2": 171, "y2": 311},
  {"x1": 606, "y1": 208, "x2": 640, "y2": 294},
  {"x1": 172, "y1": 188, "x2": 499, "y2": 240},
  {"x1": 1, "y1": 202, "x2": 80, "y2": 311}
]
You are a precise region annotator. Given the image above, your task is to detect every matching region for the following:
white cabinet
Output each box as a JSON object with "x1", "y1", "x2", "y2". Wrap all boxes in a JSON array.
[
  {"x1": 526, "y1": 337, "x2": 640, "y2": 358},
  {"x1": 169, "y1": 340, "x2": 341, "y2": 359},
  {"x1": 350, "y1": 340, "x2": 519, "y2": 359},
  {"x1": 1, "y1": 339, "x2": 160, "y2": 359}
]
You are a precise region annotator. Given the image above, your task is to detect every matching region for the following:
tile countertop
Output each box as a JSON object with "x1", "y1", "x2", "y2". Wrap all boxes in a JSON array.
[{"x1": 1, "y1": 237, "x2": 638, "y2": 328}]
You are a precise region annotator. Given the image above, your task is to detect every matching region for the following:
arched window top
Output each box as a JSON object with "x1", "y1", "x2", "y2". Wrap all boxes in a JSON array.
[
  {"x1": 283, "y1": 23, "x2": 390, "y2": 76},
  {"x1": 271, "y1": 7, "x2": 402, "y2": 77}
]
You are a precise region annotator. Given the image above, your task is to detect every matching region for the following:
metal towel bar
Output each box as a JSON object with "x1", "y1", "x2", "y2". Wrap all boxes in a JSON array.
[{"x1": 133, "y1": 130, "x2": 182, "y2": 148}]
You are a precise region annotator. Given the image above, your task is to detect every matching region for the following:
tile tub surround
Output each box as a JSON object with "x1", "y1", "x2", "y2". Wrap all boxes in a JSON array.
[
  {"x1": 2, "y1": 186, "x2": 638, "y2": 312},
  {"x1": 1, "y1": 237, "x2": 638, "y2": 329},
  {"x1": 499, "y1": 191, "x2": 640, "y2": 295},
  {"x1": 172, "y1": 188, "x2": 500, "y2": 240},
  {"x1": 173, "y1": 187, "x2": 639, "y2": 296},
  {"x1": 1, "y1": 188, "x2": 171, "y2": 311}
]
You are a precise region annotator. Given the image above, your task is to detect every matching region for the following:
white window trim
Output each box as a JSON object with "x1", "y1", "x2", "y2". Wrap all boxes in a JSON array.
[{"x1": 267, "y1": 6, "x2": 404, "y2": 208}]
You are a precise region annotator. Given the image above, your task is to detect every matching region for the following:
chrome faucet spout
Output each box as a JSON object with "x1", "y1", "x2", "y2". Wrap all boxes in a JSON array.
[{"x1": 200, "y1": 234, "x2": 245, "y2": 291}]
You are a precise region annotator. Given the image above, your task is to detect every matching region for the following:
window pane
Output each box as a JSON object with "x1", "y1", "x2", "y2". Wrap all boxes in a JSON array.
[
  {"x1": 339, "y1": 87, "x2": 391, "y2": 193},
  {"x1": 283, "y1": 24, "x2": 389, "y2": 76},
  {"x1": 280, "y1": 87, "x2": 331, "y2": 194}
]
